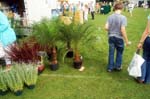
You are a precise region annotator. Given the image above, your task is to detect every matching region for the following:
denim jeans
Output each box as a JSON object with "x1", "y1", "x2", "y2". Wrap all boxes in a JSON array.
[
  {"x1": 108, "y1": 36, "x2": 124, "y2": 70},
  {"x1": 139, "y1": 36, "x2": 150, "y2": 83}
]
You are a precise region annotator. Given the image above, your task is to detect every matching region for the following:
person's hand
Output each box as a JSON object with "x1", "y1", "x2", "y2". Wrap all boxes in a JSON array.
[
  {"x1": 125, "y1": 41, "x2": 131, "y2": 46},
  {"x1": 137, "y1": 43, "x2": 143, "y2": 49}
]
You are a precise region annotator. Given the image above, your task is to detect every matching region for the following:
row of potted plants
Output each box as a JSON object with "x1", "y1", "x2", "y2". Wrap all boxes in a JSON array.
[
  {"x1": 0, "y1": 63, "x2": 38, "y2": 96},
  {"x1": 32, "y1": 17, "x2": 96, "y2": 71},
  {"x1": 8, "y1": 16, "x2": 97, "y2": 71}
]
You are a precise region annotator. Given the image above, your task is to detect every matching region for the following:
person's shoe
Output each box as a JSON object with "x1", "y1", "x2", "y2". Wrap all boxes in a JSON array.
[
  {"x1": 107, "y1": 69, "x2": 113, "y2": 72},
  {"x1": 114, "y1": 67, "x2": 122, "y2": 71},
  {"x1": 134, "y1": 78, "x2": 144, "y2": 84}
]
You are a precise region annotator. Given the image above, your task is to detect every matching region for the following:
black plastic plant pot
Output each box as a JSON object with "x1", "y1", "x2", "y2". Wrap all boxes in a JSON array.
[
  {"x1": 27, "y1": 84, "x2": 35, "y2": 89},
  {"x1": 50, "y1": 63, "x2": 59, "y2": 71},
  {"x1": 14, "y1": 90, "x2": 23, "y2": 96},
  {"x1": 73, "y1": 61, "x2": 82, "y2": 69},
  {"x1": 66, "y1": 50, "x2": 74, "y2": 58},
  {"x1": 0, "y1": 90, "x2": 8, "y2": 96}
]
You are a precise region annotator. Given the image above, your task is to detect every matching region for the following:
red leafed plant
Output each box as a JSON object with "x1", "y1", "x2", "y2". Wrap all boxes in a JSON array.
[{"x1": 7, "y1": 37, "x2": 51, "y2": 63}]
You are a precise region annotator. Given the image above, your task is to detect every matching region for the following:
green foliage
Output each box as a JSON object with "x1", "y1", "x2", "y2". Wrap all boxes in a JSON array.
[
  {"x1": 32, "y1": 18, "x2": 60, "y2": 47},
  {"x1": 22, "y1": 63, "x2": 38, "y2": 86},
  {"x1": 59, "y1": 20, "x2": 97, "y2": 48},
  {"x1": 5, "y1": 66, "x2": 24, "y2": 92},
  {"x1": 0, "y1": 68, "x2": 7, "y2": 92},
  {"x1": 1, "y1": 8, "x2": 150, "y2": 99},
  {"x1": 58, "y1": 20, "x2": 75, "y2": 48},
  {"x1": 13, "y1": 64, "x2": 25, "y2": 82},
  {"x1": 71, "y1": 22, "x2": 97, "y2": 50}
]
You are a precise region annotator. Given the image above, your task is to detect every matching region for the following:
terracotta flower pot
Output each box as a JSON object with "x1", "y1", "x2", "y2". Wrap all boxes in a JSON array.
[{"x1": 38, "y1": 65, "x2": 45, "y2": 75}]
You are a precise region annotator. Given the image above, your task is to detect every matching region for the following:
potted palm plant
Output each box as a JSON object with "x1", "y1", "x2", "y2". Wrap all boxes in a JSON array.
[
  {"x1": 58, "y1": 19, "x2": 74, "y2": 58},
  {"x1": 32, "y1": 18, "x2": 60, "y2": 71},
  {"x1": 0, "y1": 68, "x2": 8, "y2": 96},
  {"x1": 71, "y1": 22, "x2": 94, "y2": 70}
]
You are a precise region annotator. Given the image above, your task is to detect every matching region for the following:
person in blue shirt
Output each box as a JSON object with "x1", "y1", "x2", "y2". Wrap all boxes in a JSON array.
[
  {"x1": 0, "y1": 10, "x2": 16, "y2": 67},
  {"x1": 105, "y1": 2, "x2": 129, "y2": 72},
  {"x1": 136, "y1": 15, "x2": 150, "y2": 84}
]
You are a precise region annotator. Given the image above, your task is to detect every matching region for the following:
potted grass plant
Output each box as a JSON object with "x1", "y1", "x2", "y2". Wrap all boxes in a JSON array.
[
  {"x1": 0, "y1": 68, "x2": 8, "y2": 96},
  {"x1": 5, "y1": 66, "x2": 24, "y2": 96},
  {"x1": 32, "y1": 18, "x2": 60, "y2": 71},
  {"x1": 22, "y1": 63, "x2": 38, "y2": 89}
]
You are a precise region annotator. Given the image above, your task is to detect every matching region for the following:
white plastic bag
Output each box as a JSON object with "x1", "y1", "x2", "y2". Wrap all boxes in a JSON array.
[
  {"x1": 127, "y1": 52, "x2": 145, "y2": 77},
  {"x1": 0, "y1": 42, "x2": 5, "y2": 58}
]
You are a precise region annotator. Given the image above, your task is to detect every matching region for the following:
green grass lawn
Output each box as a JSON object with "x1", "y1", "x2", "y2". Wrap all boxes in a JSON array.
[{"x1": 1, "y1": 8, "x2": 150, "y2": 99}]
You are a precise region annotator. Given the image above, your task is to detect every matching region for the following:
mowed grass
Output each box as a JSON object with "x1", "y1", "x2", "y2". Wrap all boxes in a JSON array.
[{"x1": 1, "y1": 8, "x2": 150, "y2": 99}]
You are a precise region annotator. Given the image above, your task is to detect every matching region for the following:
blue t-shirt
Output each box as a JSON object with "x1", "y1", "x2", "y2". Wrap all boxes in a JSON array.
[{"x1": 106, "y1": 13, "x2": 127, "y2": 39}]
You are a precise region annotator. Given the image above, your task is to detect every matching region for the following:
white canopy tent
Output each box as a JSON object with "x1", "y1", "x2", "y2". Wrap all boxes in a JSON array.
[
  {"x1": 21, "y1": 0, "x2": 96, "y2": 25},
  {"x1": 24, "y1": 0, "x2": 51, "y2": 25}
]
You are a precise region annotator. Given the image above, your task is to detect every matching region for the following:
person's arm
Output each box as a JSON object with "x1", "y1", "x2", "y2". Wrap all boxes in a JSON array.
[
  {"x1": 105, "y1": 22, "x2": 109, "y2": 31},
  {"x1": 121, "y1": 26, "x2": 129, "y2": 46},
  {"x1": 137, "y1": 20, "x2": 150, "y2": 49}
]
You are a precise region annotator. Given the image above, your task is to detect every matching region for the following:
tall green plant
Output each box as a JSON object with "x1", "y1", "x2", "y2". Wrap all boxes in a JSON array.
[
  {"x1": 58, "y1": 20, "x2": 74, "y2": 49},
  {"x1": 32, "y1": 18, "x2": 60, "y2": 46},
  {"x1": 22, "y1": 63, "x2": 38, "y2": 86},
  {"x1": 0, "y1": 68, "x2": 7, "y2": 92},
  {"x1": 58, "y1": 20, "x2": 97, "y2": 63},
  {"x1": 5, "y1": 67, "x2": 24, "y2": 93},
  {"x1": 71, "y1": 22, "x2": 96, "y2": 62},
  {"x1": 32, "y1": 18, "x2": 60, "y2": 65}
]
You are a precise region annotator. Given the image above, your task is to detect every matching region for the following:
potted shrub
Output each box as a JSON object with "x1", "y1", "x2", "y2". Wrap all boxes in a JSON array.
[
  {"x1": 0, "y1": 68, "x2": 8, "y2": 96},
  {"x1": 58, "y1": 19, "x2": 75, "y2": 58},
  {"x1": 7, "y1": 37, "x2": 47, "y2": 63},
  {"x1": 71, "y1": 22, "x2": 94, "y2": 71},
  {"x1": 22, "y1": 63, "x2": 38, "y2": 89},
  {"x1": 7, "y1": 37, "x2": 51, "y2": 73},
  {"x1": 32, "y1": 18, "x2": 60, "y2": 71},
  {"x1": 5, "y1": 66, "x2": 24, "y2": 96},
  {"x1": 58, "y1": 17, "x2": 96, "y2": 68}
]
